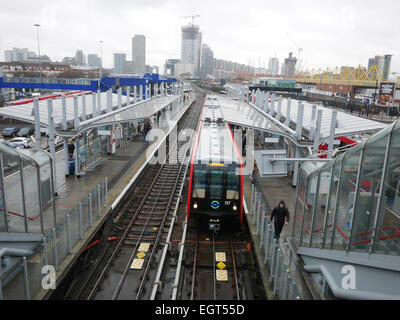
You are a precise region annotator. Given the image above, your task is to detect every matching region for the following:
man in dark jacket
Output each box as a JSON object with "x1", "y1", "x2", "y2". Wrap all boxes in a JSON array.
[{"x1": 270, "y1": 200, "x2": 290, "y2": 239}]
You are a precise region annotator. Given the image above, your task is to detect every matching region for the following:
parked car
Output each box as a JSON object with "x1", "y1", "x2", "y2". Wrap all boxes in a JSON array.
[
  {"x1": 17, "y1": 127, "x2": 35, "y2": 137},
  {"x1": 8, "y1": 137, "x2": 32, "y2": 148},
  {"x1": 2, "y1": 127, "x2": 19, "y2": 137},
  {"x1": 1, "y1": 141, "x2": 24, "y2": 150}
]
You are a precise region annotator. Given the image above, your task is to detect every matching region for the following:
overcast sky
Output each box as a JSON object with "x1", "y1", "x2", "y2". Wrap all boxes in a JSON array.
[{"x1": 0, "y1": 0, "x2": 399, "y2": 75}]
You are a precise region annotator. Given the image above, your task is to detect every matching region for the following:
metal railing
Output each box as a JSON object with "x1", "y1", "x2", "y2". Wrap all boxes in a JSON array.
[
  {"x1": 0, "y1": 177, "x2": 108, "y2": 300},
  {"x1": 249, "y1": 182, "x2": 301, "y2": 300}
]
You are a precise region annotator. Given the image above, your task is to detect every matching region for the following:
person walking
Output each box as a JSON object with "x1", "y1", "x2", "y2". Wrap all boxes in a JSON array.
[
  {"x1": 270, "y1": 200, "x2": 290, "y2": 239},
  {"x1": 68, "y1": 139, "x2": 75, "y2": 158}
]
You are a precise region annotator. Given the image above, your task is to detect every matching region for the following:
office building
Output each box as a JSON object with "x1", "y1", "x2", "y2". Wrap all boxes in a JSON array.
[
  {"x1": 201, "y1": 44, "x2": 214, "y2": 79},
  {"x1": 75, "y1": 50, "x2": 85, "y2": 66},
  {"x1": 132, "y1": 35, "x2": 146, "y2": 75},
  {"x1": 282, "y1": 52, "x2": 297, "y2": 76},
  {"x1": 113, "y1": 53, "x2": 126, "y2": 74},
  {"x1": 181, "y1": 24, "x2": 202, "y2": 77},
  {"x1": 87, "y1": 54, "x2": 101, "y2": 68},
  {"x1": 268, "y1": 57, "x2": 280, "y2": 75}
]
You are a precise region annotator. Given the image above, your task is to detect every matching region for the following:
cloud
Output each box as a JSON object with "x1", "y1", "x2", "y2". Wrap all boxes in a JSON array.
[{"x1": 0, "y1": 0, "x2": 399, "y2": 73}]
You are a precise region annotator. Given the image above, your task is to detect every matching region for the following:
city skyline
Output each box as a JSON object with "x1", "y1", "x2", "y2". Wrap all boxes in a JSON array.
[{"x1": 0, "y1": 0, "x2": 399, "y2": 75}]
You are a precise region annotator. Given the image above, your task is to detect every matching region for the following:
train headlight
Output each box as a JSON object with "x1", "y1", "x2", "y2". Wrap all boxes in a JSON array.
[
  {"x1": 193, "y1": 203, "x2": 198, "y2": 209},
  {"x1": 233, "y1": 205, "x2": 238, "y2": 211}
]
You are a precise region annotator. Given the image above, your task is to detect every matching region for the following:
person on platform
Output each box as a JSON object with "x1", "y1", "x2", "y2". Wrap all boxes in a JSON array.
[
  {"x1": 270, "y1": 200, "x2": 290, "y2": 239},
  {"x1": 68, "y1": 139, "x2": 75, "y2": 159}
]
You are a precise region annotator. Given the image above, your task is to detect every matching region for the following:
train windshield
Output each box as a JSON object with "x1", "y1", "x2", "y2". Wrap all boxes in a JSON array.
[
  {"x1": 210, "y1": 170, "x2": 223, "y2": 199},
  {"x1": 226, "y1": 171, "x2": 240, "y2": 200},
  {"x1": 193, "y1": 169, "x2": 206, "y2": 198}
]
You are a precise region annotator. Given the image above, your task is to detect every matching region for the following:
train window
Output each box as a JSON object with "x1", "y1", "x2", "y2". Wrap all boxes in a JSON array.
[
  {"x1": 226, "y1": 171, "x2": 240, "y2": 200},
  {"x1": 193, "y1": 169, "x2": 206, "y2": 198},
  {"x1": 210, "y1": 170, "x2": 223, "y2": 199}
]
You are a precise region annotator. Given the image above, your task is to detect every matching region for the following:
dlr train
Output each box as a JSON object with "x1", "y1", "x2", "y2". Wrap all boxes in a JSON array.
[{"x1": 187, "y1": 95, "x2": 244, "y2": 232}]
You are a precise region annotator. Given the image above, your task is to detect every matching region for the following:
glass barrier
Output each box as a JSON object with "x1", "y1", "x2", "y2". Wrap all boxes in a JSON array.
[
  {"x1": 311, "y1": 167, "x2": 331, "y2": 248},
  {"x1": 69, "y1": 208, "x2": 81, "y2": 248},
  {"x1": 1, "y1": 260, "x2": 26, "y2": 300},
  {"x1": 333, "y1": 148, "x2": 362, "y2": 250},
  {"x1": 55, "y1": 218, "x2": 68, "y2": 266}
]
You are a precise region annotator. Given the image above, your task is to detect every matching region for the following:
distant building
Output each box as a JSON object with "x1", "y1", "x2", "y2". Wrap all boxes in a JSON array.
[
  {"x1": 181, "y1": 24, "x2": 202, "y2": 77},
  {"x1": 62, "y1": 57, "x2": 77, "y2": 65},
  {"x1": 4, "y1": 48, "x2": 36, "y2": 62},
  {"x1": 383, "y1": 54, "x2": 392, "y2": 81},
  {"x1": 201, "y1": 44, "x2": 214, "y2": 79},
  {"x1": 151, "y1": 66, "x2": 159, "y2": 74},
  {"x1": 213, "y1": 69, "x2": 230, "y2": 80},
  {"x1": 123, "y1": 60, "x2": 135, "y2": 74},
  {"x1": 75, "y1": 50, "x2": 85, "y2": 66},
  {"x1": 175, "y1": 63, "x2": 195, "y2": 77},
  {"x1": 282, "y1": 52, "x2": 297, "y2": 76},
  {"x1": 368, "y1": 55, "x2": 385, "y2": 80},
  {"x1": 113, "y1": 53, "x2": 126, "y2": 74},
  {"x1": 268, "y1": 57, "x2": 279, "y2": 75},
  {"x1": 164, "y1": 59, "x2": 180, "y2": 76},
  {"x1": 0, "y1": 61, "x2": 71, "y2": 77},
  {"x1": 132, "y1": 35, "x2": 146, "y2": 74},
  {"x1": 145, "y1": 65, "x2": 152, "y2": 74},
  {"x1": 87, "y1": 54, "x2": 101, "y2": 68}
]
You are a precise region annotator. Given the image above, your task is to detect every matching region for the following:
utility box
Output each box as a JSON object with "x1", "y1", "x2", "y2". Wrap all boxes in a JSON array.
[{"x1": 254, "y1": 150, "x2": 288, "y2": 177}]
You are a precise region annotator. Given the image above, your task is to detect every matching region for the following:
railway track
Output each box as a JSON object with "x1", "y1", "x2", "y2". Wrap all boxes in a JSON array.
[
  {"x1": 188, "y1": 223, "x2": 242, "y2": 300},
  {"x1": 77, "y1": 91, "x2": 204, "y2": 300}
]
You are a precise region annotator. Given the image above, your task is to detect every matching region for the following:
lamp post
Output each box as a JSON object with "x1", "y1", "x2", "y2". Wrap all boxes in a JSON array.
[
  {"x1": 34, "y1": 24, "x2": 42, "y2": 81},
  {"x1": 99, "y1": 40, "x2": 103, "y2": 79}
]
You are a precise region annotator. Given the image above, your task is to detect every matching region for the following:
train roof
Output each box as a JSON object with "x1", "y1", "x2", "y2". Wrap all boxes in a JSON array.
[
  {"x1": 194, "y1": 120, "x2": 242, "y2": 165},
  {"x1": 201, "y1": 104, "x2": 224, "y2": 123}
]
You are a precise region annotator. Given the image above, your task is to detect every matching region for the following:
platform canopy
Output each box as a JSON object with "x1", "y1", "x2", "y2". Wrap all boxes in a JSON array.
[
  {"x1": 82, "y1": 95, "x2": 181, "y2": 128},
  {"x1": 217, "y1": 96, "x2": 312, "y2": 147},
  {"x1": 278, "y1": 98, "x2": 387, "y2": 139},
  {"x1": 0, "y1": 91, "x2": 132, "y2": 129},
  {"x1": 218, "y1": 94, "x2": 387, "y2": 143}
]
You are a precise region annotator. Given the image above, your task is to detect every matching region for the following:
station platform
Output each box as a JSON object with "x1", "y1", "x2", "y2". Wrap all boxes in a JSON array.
[
  {"x1": 243, "y1": 173, "x2": 317, "y2": 300},
  {"x1": 0, "y1": 94, "x2": 196, "y2": 300}
]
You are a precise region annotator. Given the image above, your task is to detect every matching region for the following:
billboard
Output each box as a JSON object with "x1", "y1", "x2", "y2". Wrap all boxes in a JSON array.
[{"x1": 377, "y1": 82, "x2": 396, "y2": 107}]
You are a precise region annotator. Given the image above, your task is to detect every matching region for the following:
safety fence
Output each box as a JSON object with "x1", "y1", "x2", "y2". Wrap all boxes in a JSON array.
[
  {"x1": 0, "y1": 177, "x2": 108, "y2": 300},
  {"x1": 249, "y1": 182, "x2": 301, "y2": 300}
]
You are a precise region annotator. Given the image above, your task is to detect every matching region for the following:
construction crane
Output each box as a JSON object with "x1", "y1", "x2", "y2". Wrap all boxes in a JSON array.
[
  {"x1": 179, "y1": 15, "x2": 200, "y2": 25},
  {"x1": 286, "y1": 32, "x2": 303, "y2": 71}
]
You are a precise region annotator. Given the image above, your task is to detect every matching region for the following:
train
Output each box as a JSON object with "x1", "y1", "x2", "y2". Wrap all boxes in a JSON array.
[{"x1": 187, "y1": 94, "x2": 244, "y2": 232}]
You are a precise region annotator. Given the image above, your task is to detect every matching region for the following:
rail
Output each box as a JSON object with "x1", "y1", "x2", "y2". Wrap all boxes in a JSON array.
[{"x1": 86, "y1": 93, "x2": 198, "y2": 300}]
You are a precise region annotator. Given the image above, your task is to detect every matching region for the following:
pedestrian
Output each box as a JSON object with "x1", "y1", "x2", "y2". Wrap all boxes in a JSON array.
[
  {"x1": 251, "y1": 163, "x2": 258, "y2": 185},
  {"x1": 157, "y1": 111, "x2": 161, "y2": 124},
  {"x1": 270, "y1": 200, "x2": 290, "y2": 240},
  {"x1": 68, "y1": 139, "x2": 75, "y2": 158},
  {"x1": 144, "y1": 120, "x2": 152, "y2": 144}
]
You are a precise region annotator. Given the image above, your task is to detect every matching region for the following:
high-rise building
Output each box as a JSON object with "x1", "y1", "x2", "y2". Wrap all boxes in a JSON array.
[
  {"x1": 75, "y1": 50, "x2": 85, "y2": 66},
  {"x1": 181, "y1": 24, "x2": 202, "y2": 77},
  {"x1": 282, "y1": 52, "x2": 297, "y2": 76},
  {"x1": 88, "y1": 54, "x2": 101, "y2": 68},
  {"x1": 368, "y1": 55, "x2": 384, "y2": 80},
  {"x1": 113, "y1": 53, "x2": 126, "y2": 74},
  {"x1": 132, "y1": 35, "x2": 146, "y2": 75},
  {"x1": 200, "y1": 44, "x2": 214, "y2": 79},
  {"x1": 268, "y1": 57, "x2": 279, "y2": 75},
  {"x1": 383, "y1": 55, "x2": 392, "y2": 81}
]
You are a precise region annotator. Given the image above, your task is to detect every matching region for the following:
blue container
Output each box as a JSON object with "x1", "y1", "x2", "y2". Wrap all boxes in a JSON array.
[{"x1": 68, "y1": 158, "x2": 75, "y2": 175}]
